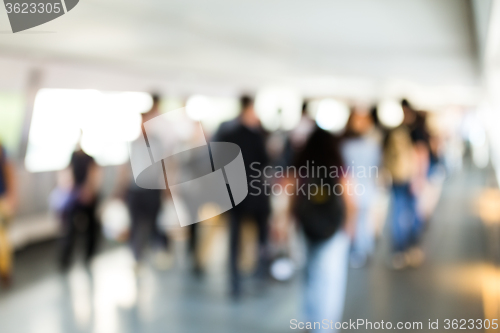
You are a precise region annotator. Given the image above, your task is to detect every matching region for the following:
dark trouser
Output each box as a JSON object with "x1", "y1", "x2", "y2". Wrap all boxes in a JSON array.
[
  {"x1": 391, "y1": 183, "x2": 422, "y2": 252},
  {"x1": 188, "y1": 223, "x2": 205, "y2": 275},
  {"x1": 189, "y1": 223, "x2": 198, "y2": 254},
  {"x1": 60, "y1": 199, "x2": 99, "y2": 268},
  {"x1": 228, "y1": 208, "x2": 269, "y2": 295},
  {"x1": 127, "y1": 190, "x2": 168, "y2": 262}
]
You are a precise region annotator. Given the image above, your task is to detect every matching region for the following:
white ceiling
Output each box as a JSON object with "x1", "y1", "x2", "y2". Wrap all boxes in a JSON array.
[{"x1": 0, "y1": 0, "x2": 480, "y2": 100}]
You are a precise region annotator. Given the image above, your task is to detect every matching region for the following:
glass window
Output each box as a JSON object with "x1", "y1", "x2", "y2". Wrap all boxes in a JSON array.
[
  {"x1": 25, "y1": 89, "x2": 151, "y2": 172},
  {"x1": 0, "y1": 92, "x2": 25, "y2": 156}
]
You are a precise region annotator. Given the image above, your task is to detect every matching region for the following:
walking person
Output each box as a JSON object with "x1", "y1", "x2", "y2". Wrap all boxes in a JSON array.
[
  {"x1": 120, "y1": 94, "x2": 171, "y2": 268},
  {"x1": 213, "y1": 95, "x2": 270, "y2": 299},
  {"x1": 287, "y1": 125, "x2": 356, "y2": 332},
  {"x1": 60, "y1": 139, "x2": 101, "y2": 270},
  {"x1": 383, "y1": 100, "x2": 426, "y2": 269},
  {"x1": 342, "y1": 106, "x2": 382, "y2": 267}
]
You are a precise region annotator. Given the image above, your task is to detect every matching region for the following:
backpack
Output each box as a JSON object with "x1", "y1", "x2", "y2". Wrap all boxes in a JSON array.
[
  {"x1": 383, "y1": 126, "x2": 414, "y2": 183},
  {"x1": 294, "y1": 176, "x2": 345, "y2": 241}
]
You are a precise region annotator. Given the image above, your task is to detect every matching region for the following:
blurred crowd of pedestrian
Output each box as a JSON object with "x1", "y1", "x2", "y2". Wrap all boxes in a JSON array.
[{"x1": 1, "y1": 93, "x2": 448, "y2": 332}]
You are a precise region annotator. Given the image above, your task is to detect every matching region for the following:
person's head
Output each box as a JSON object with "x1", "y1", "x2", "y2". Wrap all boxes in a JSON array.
[
  {"x1": 301, "y1": 101, "x2": 309, "y2": 116},
  {"x1": 151, "y1": 93, "x2": 161, "y2": 112},
  {"x1": 401, "y1": 99, "x2": 416, "y2": 125},
  {"x1": 239, "y1": 95, "x2": 260, "y2": 128},
  {"x1": 295, "y1": 126, "x2": 343, "y2": 173},
  {"x1": 142, "y1": 93, "x2": 161, "y2": 122},
  {"x1": 345, "y1": 106, "x2": 374, "y2": 136},
  {"x1": 370, "y1": 105, "x2": 380, "y2": 127}
]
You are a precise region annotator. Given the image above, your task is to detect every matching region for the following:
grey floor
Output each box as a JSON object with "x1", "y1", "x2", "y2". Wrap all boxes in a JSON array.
[{"x1": 0, "y1": 164, "x2": 497, "y2": 333}]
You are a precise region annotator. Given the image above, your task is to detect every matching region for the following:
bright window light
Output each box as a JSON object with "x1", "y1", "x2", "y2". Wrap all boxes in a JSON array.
[
  {"x1": 186, "y1": 95, "x2": 239, "y2": 134},
  {"x1": 162, "y1": 97, "x2": 184, "y2": 113},
  {"x1": 186, "y1": 95, "x2": 213, "y2": 121},
  {"x1": 315, "y1": 98, "x2": 350, "y2": 133},
  {"x1": 255, "y1": 87, "x2": 302, "y2": 131},
  {"x1": 378, "y1": 100, "x2": 404, "y2": 128},
  {"x1": 0, "y1": 93, "x2": 24, "y2": 155},
  {"x1": 26, "y1": 89, "x2": 149, "y2": 172}
]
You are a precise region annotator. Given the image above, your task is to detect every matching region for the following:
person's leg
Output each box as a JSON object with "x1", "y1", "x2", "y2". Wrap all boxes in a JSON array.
[
  {"x1": 304, "y1": 232, "x2": 350, "y2": 333},
  {"x1": 84, "y1": 201, "x2": 99, "y2": 263},
  {"x1": 406, "y1": 187, "x2": 425, "y2": 267},
  {"x1": 128, "y1": 200, "x2": 151, "y2": 263},
  {"x1": 189, "y1": 223, "x2": 203, "y2": 274},
  {"x1": 320, "y1": 232, "x2": 350, "y2": 332},
  {"x1": 150, "y1": 203, "x2": 168, "y2": 252},
  {"x1": 60, "y1": 206, "x2": 77, "y2": 269},
  {"x1": 254, "y1": 210, "x2": 269, "y2": 279},
  {"x1": 391, "y1": 184, "x2": 411, "y2": 253},
  {"x1": 409, "y1": 189, "x2": 423, "y2": 247},
  {"x1": 188, "y1": 223, "x2": 198, "y2": 254},
  {"x1": 303, "y1": 240, "x2": 321, "y2": 324},
  {"x1": 229, "y1": 210, "x2": 243, "y2": 297},
  {"x1": 152, "y1": 222, "x2": 169, "y2": 250},
  {"x1": 148, "y1": 198, "x2": 174, "y2": 270},
  {"x1": 0, "y1": 220, "x2": 12, "y2": 286},
  {"x1": 400, "y1": 184, "x2": 420, "y2": 250},
  {"x1": 361, "y1": 204, "x2": 376, "y2": 257},
  {"x1": 391, "y1": 184, "x2": 416, "y2": 269},
  {"x1": 350, "y1": 206, "x2": 372, "y2": 267}
]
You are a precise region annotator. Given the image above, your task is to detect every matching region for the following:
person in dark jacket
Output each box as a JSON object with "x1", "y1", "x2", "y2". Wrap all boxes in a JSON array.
[
  {"x1": 60, "y1": 142, "x2": 101, "y2": 270},
  {"x1": 124, "y1": 94, "x2": 170, "y2": 267},
  {"x1": 213, "y1": 95, "x2": 270, "y2": 299}
]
